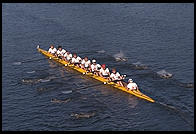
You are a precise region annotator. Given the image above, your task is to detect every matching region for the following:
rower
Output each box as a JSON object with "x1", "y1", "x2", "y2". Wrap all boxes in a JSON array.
[
  {"x1": 71, "y1": 53, "x2": 82, "y2": 67},
  {"x1": 48, "y1": 45, "x2": 57, "y2": 55},
  {"x1": 65, "y1": 51, "x2": 72, "y2": 62},
  {"x1": 63, "y1": 51, "x2": 68, "y2": 60},
  {"x1": 127, "y1": 79, "x2": 138, "y2": 91},
  {"x1": 90, "y1": 59, "x2": 101, "y2": 75},
  {"x1": 110, "y1": 68, "x2": 124, "y2": 87},
  {"x1": 56, "y1": 46, "x2": 66, "y2": 59},
  {"x1": 99, "y1": 64, "x2": 110, "y2": 80},
  {"x1": 81, "y1": 57, "x2": 91, "y2": 72}
]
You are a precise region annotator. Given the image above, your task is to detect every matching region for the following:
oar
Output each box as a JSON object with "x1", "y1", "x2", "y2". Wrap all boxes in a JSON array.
[
  {"x1": 64, "y1": 63, "x2": 74, "y2": 67},
  {"x1": 47, "y1": 73, "x2": 83, "y2": 80},
  {"x1": 22, "y1": 58, "x2": 47, "y2": 63},
  {"x1": 78, "y1": 50, "x2": 98, "y2": 54},
  {"x1": 22, "y1": 73, "x2": 82, "y2": 84},
  {"x1": 13, "y1": 58, "x2": 46, "y2": 65},
  {"x1": 103, "y1": 79, "x2": 123, "y2": 85},
  {"x1": 75, "y1": 83, "x2": 104, "y2": 90},
  {"x1": 62, "y1": 73, "x2": 82, "y2": 78}
]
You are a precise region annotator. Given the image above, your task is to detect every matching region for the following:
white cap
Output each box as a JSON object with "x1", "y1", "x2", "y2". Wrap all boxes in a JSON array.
[
  {"x1": 128, "y1": 79, "x2": 133, "y2": 82},
  {"x1": 92, "y1": 59, "x2": 96, "y2": 63}
]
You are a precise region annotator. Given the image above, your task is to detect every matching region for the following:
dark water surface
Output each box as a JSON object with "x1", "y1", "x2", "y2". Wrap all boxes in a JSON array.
[{"x1": 2, "y1": 3, "x2": 194, "y2": 131}]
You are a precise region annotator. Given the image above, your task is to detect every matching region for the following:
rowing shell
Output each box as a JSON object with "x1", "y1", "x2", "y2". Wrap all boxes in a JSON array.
[{"x1": 37, "y1": 46, "x2": 155, "y2": 103}]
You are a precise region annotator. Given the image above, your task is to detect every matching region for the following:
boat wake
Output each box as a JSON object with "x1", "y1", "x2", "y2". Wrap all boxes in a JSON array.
[{"x1": 156, "y1": 101, "x2": 177, "y2": 111}]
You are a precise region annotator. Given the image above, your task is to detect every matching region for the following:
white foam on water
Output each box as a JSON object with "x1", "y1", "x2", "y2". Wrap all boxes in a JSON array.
[
  {"x1": 132, "y1": 61, "x2": 142, "y2": 65},
  {"x1": 113, "y1": 50, "x2": 126, "y2": 61},
  {"x1": 157, "y1": 70, "x2": 171, "y2": 75},
  {"x1": 62, "y1": 90, "x2": 72, "y2": 94},
  {"x1": 132, "y1": 61, "x2": 148, "y2": 69},
  {"x1": 27, "y1": 71, "x2": 36, "y2": 74},
  {"x1": 13, "y1": 62, "x2": 22, "y2": 65},
  {"x1": 97, "y1": 50, "x2": 106, "y2": 53},
  {"x1": 157, "y1": 70, "x2": 173, "y2": 78},
  {"x1": 22, "y1": 79, "x2": 34, "y2": 83},
  {"x1": 48, "y1": 76, "x2": 57, "y2": 80},
  {"x1": 39, "y1": 79, "x2": 51, "y2": 83}
]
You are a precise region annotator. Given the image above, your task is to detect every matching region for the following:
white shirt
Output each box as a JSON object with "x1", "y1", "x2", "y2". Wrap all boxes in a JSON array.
[
  {"x1": 48, "y1": 48, "x2": 57, "y2": 54},
  {"x1": 110, "y1": 72, "x2": 121, "y2": 80},
  {"x1": 57, "y1": 49, "x2": 66, "y2": 56},
  {"x1": 127, "y1": 83, "x2": 138, "y2": 90},
  {"x1": 81, "y1": 59, "x2": 91, "y2": 68},
  {"x1": 66, "y1": 54, "x2": 72, "y2": 61},
  {"x1": 64, "y1": 52, "x2": 68, "y2": 57},
  {"x1": 91, "y1": 64, "x2": 101, "y2": 71},
  {"x1": 72, "y1": 56, "x2": 82, "y2": 63},
  {"x1": 100, "y1": 68, "x2": 110, "y2": 76}
]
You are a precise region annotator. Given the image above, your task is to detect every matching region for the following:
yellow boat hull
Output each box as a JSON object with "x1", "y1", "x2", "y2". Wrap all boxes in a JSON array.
[{"x1": 37, "y1": 47, "x2": 155, "y2": 103}]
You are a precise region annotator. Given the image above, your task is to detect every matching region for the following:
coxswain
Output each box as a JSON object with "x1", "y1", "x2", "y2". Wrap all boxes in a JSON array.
[
  {"x1": 48, "y1": 45, "x2": 57, "y2": 55},
  {"x1": 127, "y1": 79, "x2": 138, "y2": 91},
  {"x1": 56, "y1": 46, "x2": 66, "y2": 59},
  {"x1": 71, "y1": 53, "x2": 82, "y2": 67},
  {"x1": 110, "y1": 68, "x2": 124, "y2": 87},
  {"x1": 90, "y1": 59, "x2": 101, "y2": 75},
  {"x1": 81, "y1": 57, "x2": 91, "y2": 72},
  {"x1": 99, "y1": 64, "x2": 110, "y2": 80}
]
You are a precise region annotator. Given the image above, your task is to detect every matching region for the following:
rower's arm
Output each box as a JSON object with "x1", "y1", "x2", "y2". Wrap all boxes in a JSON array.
[
  {"x1": 135, "y1": 84, "x2": 139, "y2": 90},
  {"x1": 108, "y1": 72, "x2": 111, "y2": 76},
  {"x1": 99, "y1": 72, "x2": 103, "y2": 77},
  {"x1": 48, "y1": 49, "x2": 51, "y2": 53},
  {"x1": 109, "y1": 75, "x2": 114, "y2": 81}
]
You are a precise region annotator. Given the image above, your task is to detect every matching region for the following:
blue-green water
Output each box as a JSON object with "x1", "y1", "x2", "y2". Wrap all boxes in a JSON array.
[{"x1": 2, "y1": 3, "x2": 194, "y2": 131}]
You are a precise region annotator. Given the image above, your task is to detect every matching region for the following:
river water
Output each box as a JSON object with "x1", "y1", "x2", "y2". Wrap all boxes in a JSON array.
[{"x1": 2, "y1": 3, "x2": 194, "y2": 131}]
